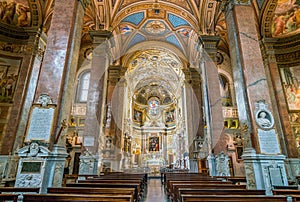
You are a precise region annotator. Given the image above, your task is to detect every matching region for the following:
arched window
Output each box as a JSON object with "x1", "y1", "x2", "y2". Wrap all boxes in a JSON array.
[
  {"x1": 219, "y1": 74, "x2": 232, "y2": 106},
  {"x1": 76, "y1": 71, "x2": 90, "y2": 103}
]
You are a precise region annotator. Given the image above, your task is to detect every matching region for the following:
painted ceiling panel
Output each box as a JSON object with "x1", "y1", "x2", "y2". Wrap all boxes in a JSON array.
[
  {"x1": 127, "y1": 33, "x2": 146, "y2": 49},
  {"x1": 166, "y1": 34, "x2": 182, "y2": 51},
  {"x1": 168, "y1": 13, "x2": 190, "y2": 28},
  {"x1": 122, "y1": 12, "x2": 145, "y2": 26},
  {"x1": 142, "y1": 20, "x2": 170, "y2": 35}
]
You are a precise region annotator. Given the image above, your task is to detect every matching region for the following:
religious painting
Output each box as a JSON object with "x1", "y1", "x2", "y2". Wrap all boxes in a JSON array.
[
  {"x1": 0, "y1": 61, "x2": 20, "y2": 103},
  {"x1": 148, "y1": 98, "x2": 159, "y2": 117},
  {"x1": 236, "y1": 146, "x2": 243, "y2": 161},
  {"x1": 133, "y1": 109, "x2": 143, "y2": 123},
  {"x1": 165, "y1": 108, "x2": 175, "y2": 124},
  {"x1": 0, "y1": 0, "x2": 31, "y2": 27},
  {"x1": 280, "y1": 66, "x2": 300, "y2": 111},
  {"x1": 149, "y1": 136, "x2": 159, "y2": 152},
  {"x1": 272, "y1": 0, "x2": 300, "y2": 37}
]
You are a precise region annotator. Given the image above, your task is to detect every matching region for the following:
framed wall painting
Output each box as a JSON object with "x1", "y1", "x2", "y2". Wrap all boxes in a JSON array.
[{"x1": 279, "y1": 66, "x2": 300, "y2": 112}]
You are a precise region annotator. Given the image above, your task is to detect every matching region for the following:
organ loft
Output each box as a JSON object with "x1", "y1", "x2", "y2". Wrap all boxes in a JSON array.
[{"x1": 0, "y1": 0, "x2": 299, "y2": 201}]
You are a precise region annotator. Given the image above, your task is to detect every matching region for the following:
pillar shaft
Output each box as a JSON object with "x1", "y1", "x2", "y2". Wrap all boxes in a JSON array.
[
  {"x1": 34, "y1": 0, "x2": 86, "y2": 146},
  {"x1": 82, "y1": 31, "x2": 111, "y2": 154},
  {"x1": 225, "y1": 1, "x2": 276, "y2": 151}
]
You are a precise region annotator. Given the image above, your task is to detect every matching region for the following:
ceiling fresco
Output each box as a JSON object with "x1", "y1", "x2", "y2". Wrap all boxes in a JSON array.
[
  {"x1": 1, "y1": 0, "x2": 297, "y2": 56},
  {"x1": 0, "y1": 0, "x2": 30, "y2": 27},
  {"x1": 272, "y1": 0, "x2": 300, "y2": 37}
]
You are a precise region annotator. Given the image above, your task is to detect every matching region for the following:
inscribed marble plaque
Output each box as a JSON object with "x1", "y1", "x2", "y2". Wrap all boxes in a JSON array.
[
  {"x1": 83, "y1": 136, "x2": 95, "y2": 146},
  {"x1": 21, "y1": 162, "x2": 42, "y2": 173},
  {"x1": 269, "y1": 167, "x2": 284, "y2": 186},
  {"x1": 25, "y1": 106, "x2": 55, "y2": 142},
  {"x1": 258, "y1": 129, "x2": 281, "y2": 154}
]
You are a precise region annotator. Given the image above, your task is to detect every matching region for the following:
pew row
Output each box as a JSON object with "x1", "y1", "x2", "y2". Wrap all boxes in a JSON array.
[{"x1": 23, "y1": 193, "x2": 133, "y2": 202}]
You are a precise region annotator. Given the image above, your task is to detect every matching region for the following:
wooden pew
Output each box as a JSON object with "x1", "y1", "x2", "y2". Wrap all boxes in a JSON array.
[
  {"x1": 166, "y1": 180, "x2": 233, "y2": 197},
  {"x1": 23, "y1": 193, "x2": 132, "y2": 202},
  {"x1": 170, "y1": 183, "x2": 247, "y2": 201},
  {"x1": 180, "y1": 194, "x2": 288, "y2": 202},
  {"x1": 177, "y1": 189, "x2": 265, "y2": 202},
  {"x1": 0, "y1": 193, "x2": 19, "y2": 202},
  {"x1": 0, "y1": 187, "x2": 40, "y2": 193},
  {"x1": 273, "y1": 189, "x2": 300, "y2": 202},
  {"x1": 48, "y1": 187, "x2": 135, "y2": 202},
  {"x1": 66, "y1": 182, "x2": 140, "y2": 201}
]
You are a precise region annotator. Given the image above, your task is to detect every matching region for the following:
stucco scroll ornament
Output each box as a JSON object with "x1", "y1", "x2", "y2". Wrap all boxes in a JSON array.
[
  {"x1": 15, "y1": 174, "x2": 42, "y2": 188},
  {"x1": 37, "y1": 93, "x2": 53, "y2": 107},
  {"x1": 255, "y1": 100, "x2": 274, "y2": 130}
]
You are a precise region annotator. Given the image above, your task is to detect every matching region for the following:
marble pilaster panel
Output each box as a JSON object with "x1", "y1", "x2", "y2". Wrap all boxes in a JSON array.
[
  {"x1": 82, "y1": 31, "x2": 111, "y2": 155},
  {"x1": 201, "y1": 36, "x2": 224, "y2": 150}
]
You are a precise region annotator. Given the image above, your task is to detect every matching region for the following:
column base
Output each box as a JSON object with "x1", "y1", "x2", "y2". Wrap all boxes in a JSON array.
[
  {"x1": 78, "y1": 152, "x2": 98, "y2": 178},
  {"x1": 242, "y1": 148, "x2": 288, "y2": 195},
  {"x1": 285, "y1": 158, "x2": 300, "y2": 184},
  {"x1": 15, "y1": 143, "x2": 68, "y2": 193}
]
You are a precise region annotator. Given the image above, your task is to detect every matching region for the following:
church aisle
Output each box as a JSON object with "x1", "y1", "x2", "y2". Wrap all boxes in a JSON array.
[{"x1": 141, "y1": 178, "x2": 169, "y2": 202}]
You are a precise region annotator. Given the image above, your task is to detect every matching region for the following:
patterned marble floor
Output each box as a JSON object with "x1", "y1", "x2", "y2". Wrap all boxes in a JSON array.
[{"x1": 140, "y1": 178, "x2": 170, "y2": 202}]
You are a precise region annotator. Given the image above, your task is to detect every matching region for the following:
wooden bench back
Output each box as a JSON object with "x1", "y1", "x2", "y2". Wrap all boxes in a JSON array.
[{"x1": 23, "y1": 193, "x2": 133, "y2": 202}]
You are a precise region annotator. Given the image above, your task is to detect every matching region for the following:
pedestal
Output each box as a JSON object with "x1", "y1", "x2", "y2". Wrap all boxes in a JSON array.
[
  {"x1": 0, "y1": 155, "x2": 20, "y2": 186},
  {"x1": 285, "y1": 158, "x2": 300, "y2": 183},
  {"x1": 15, "y1": 143, "x2": 67, "y2": 193},
  {"x1": 242, "y1": 148, "x2": 288, "y2": 195},
  {"x1": 78, "y1": 151, "x2": 98, "y2": 178}
]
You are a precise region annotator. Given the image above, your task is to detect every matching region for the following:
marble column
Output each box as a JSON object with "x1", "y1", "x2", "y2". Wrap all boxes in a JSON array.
[
  {"x1": 34, "y1": 0, "x2": 87, "y2": 147},
  {"x1": 223, "y1": 0, "x2": 288, "y2": 192},
  {"x1": 16, "y1": 0, "x2": 87, "y2": 191},
  {"x1": 79, "y1": 31, "x2": 111, "y2": 175}
]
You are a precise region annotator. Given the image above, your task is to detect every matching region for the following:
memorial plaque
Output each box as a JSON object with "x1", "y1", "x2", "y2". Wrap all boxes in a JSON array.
[
  {"x1": 25, "y1": 105, "x2": 55, "y2": 142},
  {"x1": 258, "y1": 129, "x2": 281, "y2": 154},
  {"x1": 83, "y1": 136, "x2": 95, "y2": 146},
  {"x1": 269, "y1": 167, "x2": 284, "y2": 186},
  {"x1": 21, "y1": 162, "x2": 42, "y2": 173}
]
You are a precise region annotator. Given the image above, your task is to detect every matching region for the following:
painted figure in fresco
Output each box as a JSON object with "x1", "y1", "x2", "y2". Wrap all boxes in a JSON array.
[
  {"x1": 286, "y1": 12, "x2": 296, "y2": 32},
  {"x1": 16, "y1": 4, "x2": 29, "y2": 27},
  {"x1": 149, "y1": 99, "x2": 159, "y2": 117},
  {"x1": 294, "y1": 6, "x2": 300, "y2": 28},
  {"x1": 166, "y1": 110, "x2": 175, "y2": 123},
  {"x1": 273, "y1": 15, "x2": 286, "y2": 36},
  {"x1": 2, "y1": 2, "x2": 16, "y2": 24},
  {"x1": 133, "y1": 110, "x2": 142, "y2": 122}
]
